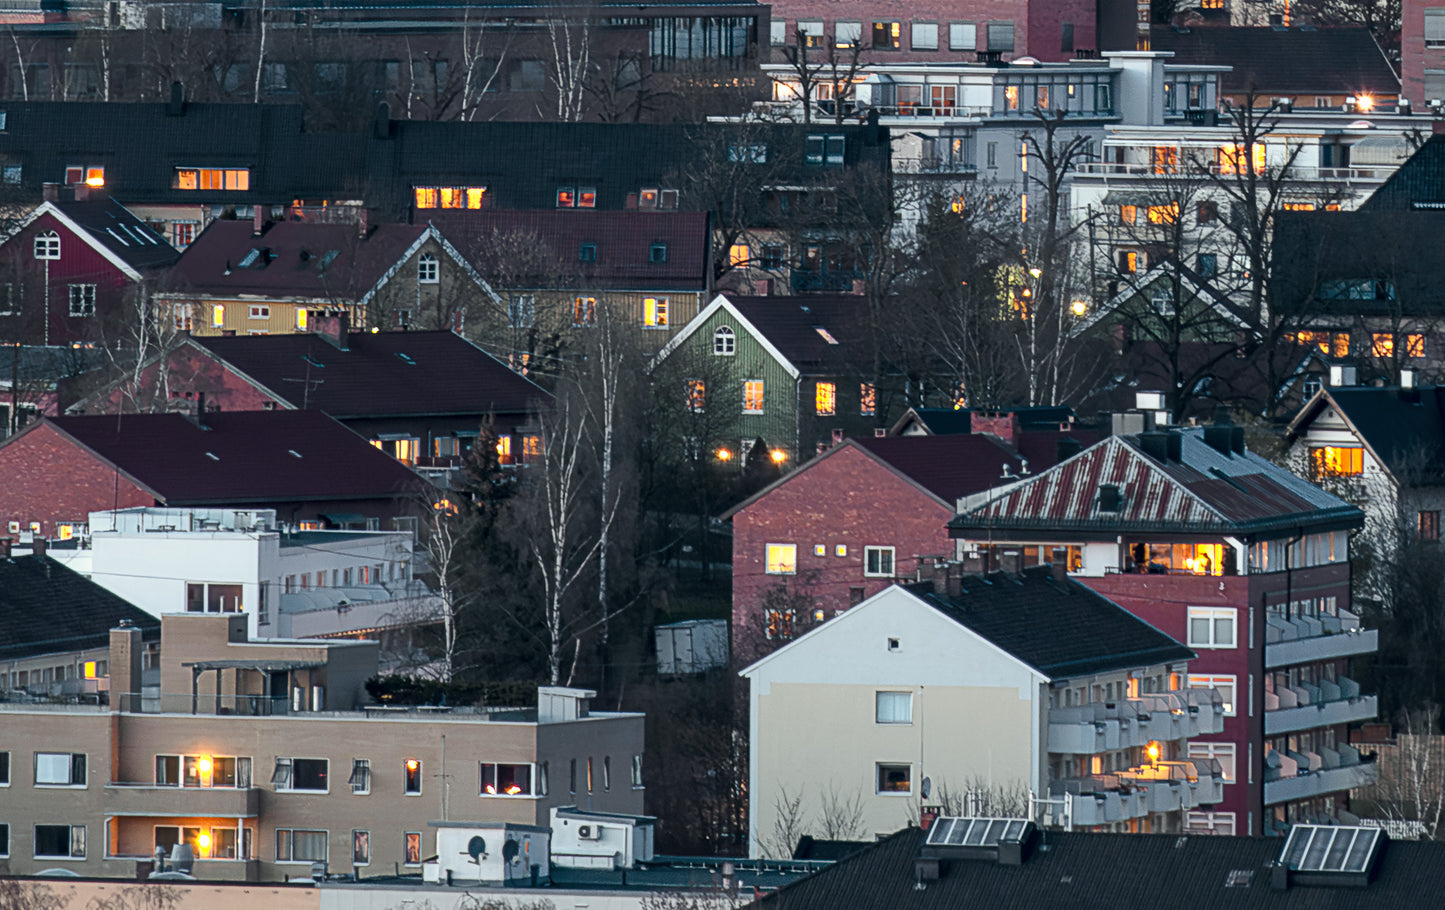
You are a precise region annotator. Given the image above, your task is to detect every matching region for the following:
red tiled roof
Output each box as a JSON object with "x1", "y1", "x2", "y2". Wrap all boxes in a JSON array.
[
  {"x1": 48, "y1": 410, "x2": 426, "y2": 504},
  {"x1": 854, "y1": 435, "x2": 1024, "y2": 503},
  {"x1": 428, "y1": 210, "x2": 710, "y2": 291},
  {"x1": 193, "y1": 330, "x2": 550, "y2": 418},
  {"x1": 163, "y1": 221, "x2": 427, "y2": 299}
]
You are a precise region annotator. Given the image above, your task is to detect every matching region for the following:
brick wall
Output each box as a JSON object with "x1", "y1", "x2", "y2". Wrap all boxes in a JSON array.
[
  {"x1": 1402, "y1": 0, "x2": 1445, "y2": 107},
  {"x1": 77, "y1": 344, "x2": 281, "y2": 415},
  {"x1": 0, "y1": 422, "x2": 155, "y2": 536},
  {"x1": 731, "y1": 443, "x2": 953, "y2": 662}
]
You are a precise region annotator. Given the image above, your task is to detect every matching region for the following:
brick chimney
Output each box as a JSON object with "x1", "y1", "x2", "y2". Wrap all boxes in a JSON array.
[
  {"x1": 32, "y1": 536, "x2": 47, "y2": 560},
  {"x1": 252, "y1": 204, "x2": 266, "y2": 237},
  {"x1": 109, "y1": 620, "x2": 144, "y2": 713},
  {"x1": 42, "y1": 182, "x2": 60, "y2": 202},
  {"x1": 971, "y1": 411, "x2": 1020, "y2": 447},
  {"x1": 0, "y1": 536, "x2": 11, "y2": 559},
  {"x1": 314, "y1": 312, "x2": 349, "y2": 350}
]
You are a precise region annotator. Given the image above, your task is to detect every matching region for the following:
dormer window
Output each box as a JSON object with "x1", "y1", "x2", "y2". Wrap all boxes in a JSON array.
[
  {"x1": 649, "y1": 242, "x2": 669, "y2": 263},
  {"x1": 418, "y1": 253, "x2": 439, "y2": 284},
  {"x1": 556, "y1": 187, "x2": 596, "y2": 208},
  {"x1": 579, "y1": 242, "x2": 597, "y2": 262},
  {"x1": 34, "y1": 230, "x2": 60, "y2": 260},
  {"x1": 174, "y1": 168, "x2": 249, "y2": 191},
  {"x1": 65, "y1": 166, "x2": 104, "y2": 186}
]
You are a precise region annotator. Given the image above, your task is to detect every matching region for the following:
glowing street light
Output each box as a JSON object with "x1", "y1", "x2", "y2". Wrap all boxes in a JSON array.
[
  {"x1": 715, "y1": 447, "x2": 733, "y2": 462},
  {"x1": 1071, "y1": 299, "x2": 1088, "y2": 317},
  {"x1": 769, "y1": 449, "x2": 787, "y2": 464}
]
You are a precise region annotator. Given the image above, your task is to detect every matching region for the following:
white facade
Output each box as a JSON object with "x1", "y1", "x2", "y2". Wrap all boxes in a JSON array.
[{"x1": 51, "y1": 507, "x2": 429, "y2": 643}]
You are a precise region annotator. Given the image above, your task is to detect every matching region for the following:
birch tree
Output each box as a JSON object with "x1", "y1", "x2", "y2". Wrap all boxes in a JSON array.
[{"x1": 544, "y1": 14, "x2": 592, "y2": 122}]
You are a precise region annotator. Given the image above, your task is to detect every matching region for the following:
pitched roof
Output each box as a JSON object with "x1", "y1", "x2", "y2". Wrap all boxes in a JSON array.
[
  {"x1": 1287, "y1": 385, "x2": 1445, "y2": 481},
  {"x1": 0, "y1": 554, "x2": 159, "y2": 661},
  {"x1": 893, "y1": 406, "x2": 1078, "y2": 436},
  {"x1": 427, "y1": 210, "x2": 711, "y2": 290},
  {"x1": 950, "y1": 428, "x2": 1361, "y2": 538},
  {"x1": 163, "y1": 220, "x2": 427, "y2": 300},
  {"x1": 191, "y1": 330, "x2": 550, "y2": 418},
  {"x1": 1149, "y1": 26, "x2": 1399, "y2": 96},
  {"x1": 41, "y1": 410, "x2": 425, "y2": 504},
  {"x1": 753, "y1": 825, "x2": 1445, "y2": 910},
  {"x1": 1271, "y1": 210, "x2": 1445, "y2": 317},
  {"x1": 31, "y1": 198, "x2": 180, "y2": 274},
  {"x1": 906, "y1": 567, "x2": 1193, "y2": 678},
  {"x1": 853, "y1": 435, "x2": 1024, "y2": 503},
  {"x1": 727, "y1": 296, "x2": 871, "y2": 372},
  {"x1": 1361, "y1": 135, "x2": 1445, "y2": 211}
]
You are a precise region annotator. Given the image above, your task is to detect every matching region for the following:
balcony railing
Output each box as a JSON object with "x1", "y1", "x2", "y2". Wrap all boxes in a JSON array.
[
  {"x1": 1265, "y1": 610, "x2": 1377, "y2": 669},
  {"x1": 894, "y1": 156, "x2": 978, "y2": 176},
  {"x1": 867, "y1": 103, "x2": 991, "y2": 119},
  {"x1": 105, "y1": 782, "x2": 260, "y2": 818},
  {"x1": 1048, "y1": 690, "x2": 1224, "y2": 755},
  {"x1": 1077, "y1": 162, "x2": 1396, "y2": 181},
  {"x1": 1263, "y1": 676, "x2": 1377, "y2": 735},
  {"x1": 1047, "y1": 758, "x2": 1223, "y2": 826},
  {"x1": 1264, "y1": 742, "x2": 1379, "y2": 805},
  {"x1": 791, "y1": 269, "x2": 863, "y2": 294}
]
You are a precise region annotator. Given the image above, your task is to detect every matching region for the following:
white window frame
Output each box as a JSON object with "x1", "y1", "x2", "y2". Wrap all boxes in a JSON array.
[
  {"x1": 1189, "y1": 674, "x2": 1237, "y2": 716},
  {"x1": 348, "y1": 758, "x2": 371, "y2": 795},
  {"x1": 34, "y1": 230, "x2": 60, "y2": 260},
  {"x1": 248, "y1": 305, "x2": 270, "y2": 320},
  {"x1": 479, "y1": 761, "x2": 537, "y2": 797},
  {"x1": 949, "y1": 21, "x2": 977, "y2": 51},
  {"x1": 765, "y1": 543, "x2": 797, "y2": 575},
  {"x1": 1427, "y1": 8, "x2": 1445, "y2": 47},
  {"x1": 1188, "y1": 741, "x2": 1237, "y2": 783},
  {"x1": 644, "y1": 296, "x2": 669, "y2": 328},
  {"x1": 1187, "y1": 606, "x2": 1237, "y2": 650},
  {"x1": 352, "y1": 829, "x2": 371, "y2": 866},
  {"x1": 0, "y1": 749, "x2": 10, "y2": 787},
  {"x1": 0, "y1": 822, "x2": 8, "y2": 858},
  {"x1": 33, "y1": 823, "x2": 85, "y2": 860},
  {"x1": 273, "y1": 756, "x2": 329, "y2": 793},
  {"x1": 67, "y1": 284, "x2": 96, "y2": 317},
  {"x1": 713, "y1": 326, "x2": 736, "y2": 355},
  {"x1": 875, "y1": 762, "x2": 911, "y2": 796},
  {"x1": 770, "y1": 19, "x2": 787, "y2": 45},
  {"x1": 876, "y1": 691, "x2": 912, "y2": 724},
  {"x1": 1187, "y1": 810, "x2": 1236, "y2": 835},
  {"x1": 743, "y1": 379, "x2": 764, "y2": 414},
  {"x1": 911, "y1": 21, "x2": 939, "y2": 51},
  {"x1": 34, "y1": 751, "x2": 85, "y2": 788},
  {"x1": 404, "y1": 759, "x2": 423, "y2": 796},
  {"x1": 418, "y1": 253, "x2": 439, "y2": 284},
  {"x1": 275, "y1": 827, "x2": 328, "y2": 864},
  {"x1": 864, "y1": 546, "x2": 896, "y2": 577}
]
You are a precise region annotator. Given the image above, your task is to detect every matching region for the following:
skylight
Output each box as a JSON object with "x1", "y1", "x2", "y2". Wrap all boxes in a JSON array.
[
  {"x1": 396, "y1": 352, "x2": 415, "y2": 365},
  {"x1": 814, "y1": 326, "x2": 839, "y2": 344},
  {"x1": 925, "y1": 817, "x2": 1029, "y2": 848},
  {"x1": 1279, "y1": 824, "x2": 1381, "y2": 874},
  {"x1": 239, "y1": 248, "x2": 262, "y2": 268}
]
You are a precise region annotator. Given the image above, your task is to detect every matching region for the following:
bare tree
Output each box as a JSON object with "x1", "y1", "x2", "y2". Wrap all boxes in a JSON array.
[
  {"x1": 84, "y1": 883, "x2": 183, "y2": 910},
  {"x1": 544, "y1": 14, "x2": 592, "y2": 122},
  {"x1": 1356, "y1": 706, "x2": 1445, "y2": 837},
  {"x1": 0, "y1": 880, "x2": 63, "y2": 910},
  {"x1": 761, "y1": 783, "x2": 808, "y2": 859}
]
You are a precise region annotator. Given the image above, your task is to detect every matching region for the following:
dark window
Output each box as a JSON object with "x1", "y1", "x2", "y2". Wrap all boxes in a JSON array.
[
  {"x1": 292, "y1": 758, "x2": 327, "y2": 791},
  {"x1": 1198, "y1": 254, "x2": 1217, "y2": 278},
  {"x1": 0, "y1": 822, "x2": 8, "y2": 857},
  {"x1": 1421, "y1": 511, "x2": 1440, "y2": 541},
  {"x1": 649, "y1": 242, "x2": 669, "y2": 263},
  {"x1": 579, "y1": 242, "x2": 597, "y2": 262},
  {"x1": 0, "y1": 751, "x2": 8, "y2": 785},
  {"x1": 987, "y1": 21, "x2": 1015, "y2": 52},
  {"x1": 1061, "y1": 22, "x2": 1074, "y2": 52},
  {"x1": 1198, "y1": 201, "x2": 1217, "y2": 224}
]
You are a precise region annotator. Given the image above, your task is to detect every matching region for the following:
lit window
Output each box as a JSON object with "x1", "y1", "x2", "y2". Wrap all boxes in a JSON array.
[
  {"x1": 1309, "y1": 446, "x2": 1363, "y2": 478},
  {"x1": 480, "y1": 762, "x2": 533, "y2": 796},
  {"x1": 876, "y1": 763, "x2": 910, "y2": 794},
  {"x1": 1281, "y1": 201, "x2": 1316, "y2": 212},
  {"x1": 496, "y1": 436, "x2": 513, "y2": 465},
  {"x1": 1188, "y1": 741, "x2": 1236, "y2": 783},
  {"x1": 1188, "y1": 674, "x2": 1236, "y2": 716},
  {"x1": 643, "y1": 296, "x2": 669, "y2": 328},
  {"x1": 1120, "y1": 205, "x2": 1137, "y2": 224},
  {"x1": 418, "y1": 253, "x2": 439, "y2": 285},
  {"x1": 1408, "y1": 334, "x2": 1427, "y2": 358},
  {"x1": 864, "y1": 546, "x2": 895, "y2": 577},
  {"x1": 872, "y1": 21, "x2": 901, "y2": 49},
  {"x1": 295, "y1": 309, "x2": 309, "y2": 331},
  {"x1": 34, "y1": 231, "x2": 60, "y2": 260},
  {"x1": 876, "y1": 691, "x2": 912, "y2": 724},
  {"x1": 686, "y1": 379, "x2": 706, "y2": 413},
  {"x1": 82, "y1": 661, "x2": 98, "y2": 679},
  {"x1": 1152, "y1": 146, "x2": 1179, "y2": 174},
  {"x1": 521, "y1": 435, "x2": 542, "y2": 461},
  {"x1": 84, "y1": 167, "x2": 104, "y2": 187},
  {"x1": 1420, "y1": 511, "x2": 1440, "y2": 541},
  {"x1": 765, "y1": 608, "x2": 796, "y2": 639},
  {"x1": 1371, "y1": 333, "x2": 1394, "y2": 357},
  {"x1": 578, "y1": 188, "x2": 596, "y2": 207},
  {"x1": 404, "y1": 832, "x2": 422, "y2": 865},
  {"x1": 212, "y1": 304, "x2": 225, "y2": 327},
  {"x1": 557, "y1": 187, "x2": 576, "y2": 207},
  {"x1": 175, "y1": 168, "x2": 249, "y2": 191},
  {"x1": 638, "y1": 188, "x2": 659, "y2": 208},
  {"x1": 815, "y1": 381, "x2": 836, "y2": 416},
  {"x1": 1187, "y1": 607, "x2": 1236, "y2": 649},
  {"x1": 743, "y1": 379, "x2": 764, "y2": 413},
  {"x1": 573, "y1": 296, "x2": 596, "y2": 326},
  {"x1": 1147, "y1": 203, "x2": 1179, "y2": 224},
  {"x1": 404, "y1": 760, "x2": 422, "y2": 795},
  {"x1": 414, "y1": 187, "x2": 439, "y2": 208},
  {"x1": 765, "y1": 543, "x2": 797, "y2": 575},
  {"x1": 713, "y1": 326, "x2": 736, "y2": 355},
  {"x1": 728, "y1": 243, "x2": 750, "y2": 267},
  {"x1": 860, "y1": 383, "x2": 876, "y2": 416}
]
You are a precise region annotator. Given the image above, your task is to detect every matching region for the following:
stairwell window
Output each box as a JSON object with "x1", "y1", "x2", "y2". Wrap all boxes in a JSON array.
[{"x1": 1187, "y1": 607, "x2": 1236, "y2": 650}]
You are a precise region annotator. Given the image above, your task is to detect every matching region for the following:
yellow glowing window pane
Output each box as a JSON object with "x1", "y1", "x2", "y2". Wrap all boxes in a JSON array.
[
  {"x1": 83, "y1": 661, "x2": 97, "y2": 678},
  {"x1": 1408, "y1": 334, "x2": 1426, "y2": 357},
  {"x1": 1372, "y1": 333, "x2": 1394, "y2": 357},
  {"x1": 1120, "y1": 205, "x2": 1137, "y2": 224},
  {"x1": 1332, "y1": 334, "x2": 1350, "y2": 357},
  {"x1": 85, "y1": 167, "x2": 105, "y2": 186},
  {"x1": 496, "y1": 436, "x2": 512, "y2": 459},
  {"x1": 440, "y1": 187, "x2": 462, "y2": 209},
  {"x1": 1282, "y1": 201, "x2": 1315, "y2": 211},
  {"x1": 296, "y1": 309, "x2": 309, "y2": 331},
  {"x1": 766, "y1": 543, "x2": 797, "y2": 574},
  {"x1": 1310, "y1": 446, "x2": 1363, "y2": 477},
  {"x1": 414, "y1": 187, "x2": 439, "y2": 209},
  {"x1": 950, "y1": 196, "x2": 965, "y2": 213},
  {"x1": 729, "y1": 244, "x2": 750, "y2": 267},
  {"x1": 1152, "y1": 146, "x2": 1178, "y2": 174},
  {"x1": 212, "y1": 304, "x2": 225, "y2": 327},
  {"x1": 644, "y1": 297, "x2": 669, "y2": 327},
  {"x1": 1147, "y1": 203, "x2": 1179, "y2": 224},
  {"x1": 226, "y1": 170, "x2": 250, "y2": 191},
  {"x1": 522, "y1": 435, "x2": 542, "y2": 458},
  {"x1": 686, "y1": 379, "x2": 706, "y2": 412},
  {"x1": 860, "y1": 382, "x2": 876, "y2": 416},
  {"x1": 466, "y1": 187, "x2": 486, "y2": 209},
  {"x1": 1005, "y1": 85, "x2": 1019, "y2": 110},
  {"x1": 815, "y1": 381, "x2": 836, "y2": 416},
  {"x1": 744, "y1": 380, "x2": 764, "y2": 412},
  {"x1": 176, "y1": 169, "x2": 198, "y2": 190}
]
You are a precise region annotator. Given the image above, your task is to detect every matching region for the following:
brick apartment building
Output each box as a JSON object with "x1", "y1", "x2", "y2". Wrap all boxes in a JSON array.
[{"x1": 950, "y1": 425, "x2": 1380, "y2": 836}]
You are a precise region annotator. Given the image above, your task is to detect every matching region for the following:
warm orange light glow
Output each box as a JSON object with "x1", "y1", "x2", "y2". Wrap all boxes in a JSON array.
[
  {"x1": 770, "y1": 449, "x2": 787, "y2": 464},
  {"x1": 198, "y1": 757, "x2": 213, "y2": 774},
  {"x1": 715, "y1": 448, "x2": 733, "y2": 461},
  {"x1": 505, "y1": 784, "x2": 522, "y2": 795},
  {"x1": 1071, "y1": 300, "x2": 1088, "y2": 317},
  {"x1": 85, "y1": 175, "x2": 105, "y2": 188},
  {"x1": 1147, "y1": 742, "x2": 1161, "y2": 762},
  {"x1": 1357, "y1": 94, "x2": 1374, "y2": 112},
  {"x1": 406, "y1": 759, "x2": 420, "y2": 771},
  {"x1": 485, "y1": 784, "x2": 497, "y2": 794},
  {"x1": 196, "y1": 832, "x2": 211, "y2": 856}
]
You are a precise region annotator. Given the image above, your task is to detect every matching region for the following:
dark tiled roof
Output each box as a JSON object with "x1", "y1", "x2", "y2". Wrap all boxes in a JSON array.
[
  {"x1": 46, "y1": 410, "x2": 425, "y2": 504},
  {"x1": 752, "y1": 826, "x2": 1445, "y2": 910},
  {"x1": 951, "y1": 428, "x2": 1361, "y2": 538},
  {"x1": 854, "y1": 435, "x2": 1023, "y2": 503},
  {"x1": 54, "y1": 198, "x2": 179, "y2": 272},
  {"x1": 193, "y1": 330, "x2": 550, "y2": 418},
  {"x1": 428, "y1": 210, "x2": 710, "y2": 290},
  {"x1": 791, "y1": 836, "x2": 870, "y2": 861},
  {"x1": 1271, "y1": 210, "x2": 1445, "y2": 317},
  {"x1": 907, "y1": 566, "x2": 1193, "y2": 678},
  {"x1": 1301, "y1": 386, "x2": 1445, "y2": 479},
  {"x1": 730, "y1": 296, "x2": 870, "y2": 372},
  {"x1": 1150, "y1": 26, "x2": 1399, "y2": 96},
  {"x1": 1361, "y1": 135, "x2": 1445, "y2": 211},
  {"x1": 164, "y1": 220, "x2": 427, "y2": 299},
  {"x1": 0, "y1": 555, "x2": 159, "y2": 661}
]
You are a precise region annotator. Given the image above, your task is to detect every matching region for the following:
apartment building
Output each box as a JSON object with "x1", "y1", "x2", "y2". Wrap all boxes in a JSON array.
[
  {"x1": 0, "y1": 614, "x2": 645, "y2": 881},
  {"x1": 740, "y1": 568, "x2": 1225, "y2": 857},
  {"x1": 949, "y1": 424, "x2": 1379, "y2": 835}
]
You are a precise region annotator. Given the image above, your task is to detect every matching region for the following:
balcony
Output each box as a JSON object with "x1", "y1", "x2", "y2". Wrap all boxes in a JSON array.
[
  {"x1": 1048, "y1": 774, "x2": 1146, "y2": 827},
  {"x1": 1048, "y1": 759, "x2": 1222, "y2": 827},
  {"x1": 867, "y1": 103, "x2": 991, "y2": 120},
  {"x1": 1264, "y1": 743, "x2": 1379, "y2": 805},
  {"x1": 894, "y1": 156, "x2": 978, "y2": 176},
  {"x1": 1265, "y1": 610, "x2": 1378, "y2": 668},
  {"x1": 105, "y1": 783, "x2": 260, "y2": 818},
  {"x1": 1263, "y1": 676, "x2": 1377, "y2": 735},
  {"x1": 1076, "y1": 162, "x2": 1397, "y2": 182},
  {"x1": 1048, "y1": 705, "x2": 1121, "y2": 754},
  {"x1": 107, "y1": 853, "x2": 261, "y2": 882}
]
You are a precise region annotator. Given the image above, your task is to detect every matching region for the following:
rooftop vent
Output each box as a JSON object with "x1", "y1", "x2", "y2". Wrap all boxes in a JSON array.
[{"x1": 1098, "y1": 483, "x2": 1122, "y2": 513}]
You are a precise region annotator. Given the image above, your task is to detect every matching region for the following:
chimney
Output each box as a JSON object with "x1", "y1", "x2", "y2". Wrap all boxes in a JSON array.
[
  {"x1": 32, "y1": 536, "x2": 47, "y2": 560},
  {"x1": 109, "y1": 620, "x2": 144, "y2": 713},
  {"x1": 946, "y1": 564, "x2": 963, "y2": 599},
  {"x1": 1137, "y1": 430, "x2": 1179, "y2": 462},
  {"x1": 931, "y1": 562, "x2": 949, "y2": 597},
  {"x1": 252, "y1": 205, "x2": 265, "y2": 237},
  {"x1": 999, "y1": 550, "x2": 1022, "y2": 575},
  {"x1": 166, "y1": 80, "x2": 185, "y2": 116},
  {"x1": 970, "y1": 411, "x2": 1020, "y2": 447},
  {"x1": 0, "y1": 537, "x2": 11, "y2": 559},
  {"x1": 961, "y1": 550, "x2": 985, "y2": 575},
  {"x1": 356, "y1": 207, "x2": 370, "y2": 239},
  {"x1": 314, "y1": 312, "x2": 349, "y2": 350},
  {"x1": 43, "y1": 182, "x2": 60, "y2": 203},
  {"x1": 373, "y1": 102, "x2": 392, "y2": 140},
  {"x1": 1050, "y1": 547, "x2": 1069, "y2": 583},
  {"x1": 1203, "y1": 424, "x2": 1235, "y2": 456}
]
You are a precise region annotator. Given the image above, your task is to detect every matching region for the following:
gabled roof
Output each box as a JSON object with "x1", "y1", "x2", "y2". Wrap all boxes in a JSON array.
[
  {"x1": 743, "y1": 567, "x2": 1192, "y2": 681},
  {"x1": 162, "y1": 220, "x2": 428, "y2": 300},
  {"x1": 14, "y1": 199, "x2": 179, "y2": 278},
  {"x1": 1271, "y1": 209, "x2": 1445, "y2": 317},
  {"x1": 1286, "y1": 385, "x2": 1445, "y2": 482},
  {"x1": 727, "y1": 295, "x2": 871, "y2": 373},
  {"x1": 1149, "y1": 26, "x2": 1399, "y2": 96},
  {"x1": 753, "y1": 825, "x2": 1445, "y2": 910},
  {"x1": 191, "y1": 330, "x2": 550, "y2": 418},
  {"x1": 35, "y1": 410, "x2": 425, "y2": 505},
  {"x1": 0, "y1": 554, "x2": 160, "y2": 661},
  {"x1": 1361, "y1": 135, "x2": 1445, "y2": 212},
  {"x1": 1073, "y1": 259, "x2": 1251, "y2": 337},
  {"x1": 650, "y1": 293, "x2": 801, "y2": 378},
  {"x1": 427, "y1": 210, "x2": 710, "y2": 291},
  {"x1": 950, "y1": 428, "x2": 1361, "y2": 538},
  {"x1": 889, "y1": 406, "x2": 1078, "y2": 436},
  {"x1": 853, "y1": 435, "x2": 1023, "y2": 503},
  {"x1": 908, "y1": 567, "x2": 1194, "y2": 678}
]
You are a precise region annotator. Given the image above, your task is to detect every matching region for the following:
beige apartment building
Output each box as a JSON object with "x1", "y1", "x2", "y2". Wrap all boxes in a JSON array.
[{"x1": 0, "y1": 614, "x2": 645, "y2": 882}]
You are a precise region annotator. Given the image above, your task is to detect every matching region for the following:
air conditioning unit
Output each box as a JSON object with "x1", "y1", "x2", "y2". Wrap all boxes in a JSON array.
[{"x1": 577, "y1": 825, "x2": 602, "y2": 840}]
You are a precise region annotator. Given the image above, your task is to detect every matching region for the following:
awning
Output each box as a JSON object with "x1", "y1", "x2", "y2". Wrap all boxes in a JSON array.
[
  {"x1": 1349, "y1": 135, "x2": 1408, "y2": 167},
  {"x1": 182, "y1": 659, "x2": 324, "y2": 671}
]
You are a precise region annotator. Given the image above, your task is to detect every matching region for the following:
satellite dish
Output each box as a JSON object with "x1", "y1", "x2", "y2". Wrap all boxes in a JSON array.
[
  {"x1": 921, "y1": 777, "x2": 932, "y2": 799},
  {"x1": 467, "y1": 836, "x2": 487, "y2": 863},
  {"x1": 503, "y1": 839, "x2": 521, "y2": 863}
]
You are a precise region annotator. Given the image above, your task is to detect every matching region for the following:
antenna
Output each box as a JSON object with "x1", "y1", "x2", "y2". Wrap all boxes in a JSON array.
[{"x1": 467, "y1": 835, "x2": 487, "y2": 864}]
